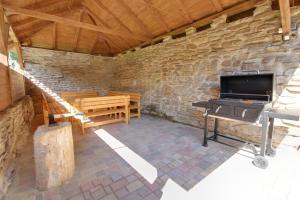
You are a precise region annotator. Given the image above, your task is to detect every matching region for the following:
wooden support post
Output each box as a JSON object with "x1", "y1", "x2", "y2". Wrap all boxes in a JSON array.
[
  {"x1": 0, "y1": 3, "x2": 12, "y2": 111},
  {"x1": 279, "y1": 0, "x2": 291, "y2": 35}
]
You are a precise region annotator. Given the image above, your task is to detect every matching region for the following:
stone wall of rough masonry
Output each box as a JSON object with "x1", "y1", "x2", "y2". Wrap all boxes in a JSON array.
[
  {"x1": 0, "y1": 96, "x2": 34, "y2": 198},
  {"x1": 113, "y1": 1, "x2": 300, "y2": 144},
  {"x1": 22, "y1": 47, "x2": 117, "y2": 95}
]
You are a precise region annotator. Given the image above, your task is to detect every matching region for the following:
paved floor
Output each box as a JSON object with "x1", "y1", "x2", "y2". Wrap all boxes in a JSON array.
[{"x1": 5, "y1": 115, "x2": 300, "y2": 200}]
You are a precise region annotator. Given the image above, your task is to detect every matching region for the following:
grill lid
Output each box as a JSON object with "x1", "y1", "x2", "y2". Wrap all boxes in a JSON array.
[{"x1": 220, "y1": 73, "x2": 274, "y2": 102}]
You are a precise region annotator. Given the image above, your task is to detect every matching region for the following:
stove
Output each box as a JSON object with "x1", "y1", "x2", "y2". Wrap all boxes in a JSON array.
[{"x1": 192, "y1": 72, "x2": 299, "y2": 169}]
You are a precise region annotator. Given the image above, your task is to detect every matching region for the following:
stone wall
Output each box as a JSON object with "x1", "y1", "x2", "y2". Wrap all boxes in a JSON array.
[
  {"x1": 113, "y1": 1, "x2": 300, "y2": 144},
  {"x1": 22, "y1": 48, "x2": 117, "y2": 95},
  {"x1": 22, "y1": 48, "x2": 117, "y2": 127},
  {"x1": 0, "y1": 96, "x2": 34, "y2": 198}
]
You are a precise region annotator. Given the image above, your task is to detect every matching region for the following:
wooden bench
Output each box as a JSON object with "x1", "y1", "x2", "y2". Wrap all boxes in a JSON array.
[
  {"x1": 75, "y1": 95, "x2": 130, "y2": 134},
  {"x1": 108, "y1": 91, "x2": 141, "y2": 118},
  {"x1": 60, "y1": 91, "x2": 99, "y2": 104},
  {"x1": 41, "y1": 93, "x2": 68, "y2": 124}
]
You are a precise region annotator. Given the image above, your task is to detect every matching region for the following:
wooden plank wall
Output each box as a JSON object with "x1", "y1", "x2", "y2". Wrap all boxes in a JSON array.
[
  {"x1": 9, "y1": 44, "x2": 26, "y2": 103},
  {"x1": 0, "y1": 4, "x2": 12, "y2": 111},
  {"x1": 0, "y1": 64, "x2": 12, "y2": 111}
]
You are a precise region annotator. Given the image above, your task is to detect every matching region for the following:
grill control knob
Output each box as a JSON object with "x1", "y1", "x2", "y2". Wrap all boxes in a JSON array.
[{"x1": 242, "y1": 109, "x2": 248, "y2": 118}]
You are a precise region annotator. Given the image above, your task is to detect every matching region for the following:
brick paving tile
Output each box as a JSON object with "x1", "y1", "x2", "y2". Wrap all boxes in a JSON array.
[
  {"x1": 83, "y1": 191, "x2": 93, "y2": 200},
  {"x1": 110, "y1": 179, "x2": 128, "y2": 191},
  {"x1": 100, "y1": 177, "x2": 113, "y2": 186},
  {"x1": 80, "y1": 181, "x2": 94, "y2": 192},
  {"x1": 104, "y1": 186, "x2": 112, "y2": 194},
  {"x1": 100, "y1": 194, "x2": 117, "y2": 200},
  {"x1": 143, "y1": 193, "x2": 160, "y2": 200},
  {"x1": 92, "y1": 178, "x2": 102, "y2": 186},
  {"x1": 144, "y1": 182, "x2": 160, "y2": 191},
  {"x1": 115, "y1": 187, "x2": 129, "y2": 198},
  {"x1": 126, "y1": 174, "x2": 138, "y2": 183},
  {"x1": 121, "y1": 192, "x2": 143, "y2": 200},
  {"x1": 136, "y1": 186, "x2": 152, "y2": 198},
  {"x1": 126, "y1": 180, "x2": 144, "y2": 192},
  {"x1": 62, "y1": 183, "x2": 81, "y2": 199},
  {"x1": 153, "y1": 189, "x2": 163, "y2": 198},
  {"x1": 91, "y1": 185, "x2": 106, "y2": 200},
  {"x1": 111, "y1": 172, "x2": 123, "y2": 182},
  {"x1": 69, "y1": 194, "x2": 85, "y2": 200}
]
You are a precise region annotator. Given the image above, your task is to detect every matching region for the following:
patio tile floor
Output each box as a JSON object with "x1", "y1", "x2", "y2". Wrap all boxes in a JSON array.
[
  {"x1": 6, "y1": 115, "x2": 239, "y2": 200},
  {"x1": 6, "y1": 115, "x2": 299, "y2": 200}
]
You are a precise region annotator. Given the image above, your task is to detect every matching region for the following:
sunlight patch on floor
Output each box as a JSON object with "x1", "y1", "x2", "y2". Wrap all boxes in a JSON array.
[{"x1": 94, "y1": 128, "x2": 158, "y2": 184}]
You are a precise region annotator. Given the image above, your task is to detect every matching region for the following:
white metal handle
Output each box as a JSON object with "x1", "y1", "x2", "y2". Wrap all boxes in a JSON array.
[
  {"x1": 242, "y1": 109, "x2": 248, "y2": 118},
  {"x1": 215, "y1": 106, "x2": 222, "y2": 113}
]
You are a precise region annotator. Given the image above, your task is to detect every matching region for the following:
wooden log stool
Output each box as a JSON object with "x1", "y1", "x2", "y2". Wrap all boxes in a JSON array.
[{"x1": 34, "y1": 122, "x2": 74, "y2": 190}]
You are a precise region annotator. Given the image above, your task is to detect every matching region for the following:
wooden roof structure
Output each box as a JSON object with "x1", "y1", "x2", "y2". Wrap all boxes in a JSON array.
[{"x1": 0, "y1": 0, "x2": 294, "y2": 56}]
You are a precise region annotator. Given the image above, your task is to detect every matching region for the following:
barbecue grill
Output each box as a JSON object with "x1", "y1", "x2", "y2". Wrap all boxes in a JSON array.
[{"x1": 192, "y1": 71, "x2": 299, "y2": 169}]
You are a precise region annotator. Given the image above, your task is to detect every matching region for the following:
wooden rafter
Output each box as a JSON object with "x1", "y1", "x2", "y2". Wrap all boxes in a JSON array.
[
  {"x1": 2, "y1": 4, "x2": 148, "y2": 41},
  {"x1": 83, "y1": 1, "x2": 133, "y2": 48},
  {"x1": 72, "y1": 9, "x2": 84, "y2": 51},
  {"x1": 52, "y1": 23, "x2": 57, "y2": 49},
  {"x1": 175, "y1": 0, "x2": 193, "y2": 23},
  {"x1": 279, "y1": 0, "x2": 291, "y2": 35},
  {"x1": 84, "y1": 0, "x2": 148, "y2": 42},
  {"x1": 132, "y1": 0, "x2": 169, "y2": 15},
  {"x1": 117, "y1": 0, "x2": 153, "y2": 38},
  {"x1": 210, "y1": 0, "x2": 223, "y2": 12},
  {"x1": 85, "y1": 9, "x2": 124, "y2": 52},
  {"x1": 143, "y1": 0, "x2": 171, "y2": 32}
]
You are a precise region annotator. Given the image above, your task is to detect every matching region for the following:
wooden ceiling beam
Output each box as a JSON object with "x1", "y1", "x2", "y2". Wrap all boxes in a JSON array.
[
  {"x1": 8, "y1": 0, "x2": 74, "y2": 24},
  {"x1": 279, "y1": 0, "x2": 291, "y2": 35},
  {"x1": 72, "y1": 9, "x2": 84, "y2": 51},
  {"x1": 18, "y1": 9, "x2": 80, "y2": 42},
  {"x1": 2, "y1": 4, "x2": 147, "y2": 41},
  {"x1": 12, "y1": 6, "x2": 76, "y2": 30},
  {"x1": 175, "y1": 0, "x2": 193, "y2": 23},
  {"x1": 117, "y1": 0, "x2": 153, "y2": 38},
  {"x1": 143, "y1": 0, "x2": 171, "y2": 32},
  {"x1": 210, "y1": 0, "x2": 223, "y2": 12}
]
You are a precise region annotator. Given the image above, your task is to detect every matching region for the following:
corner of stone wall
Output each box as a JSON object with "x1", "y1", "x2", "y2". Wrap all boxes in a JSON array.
[
  {"x1": 0, "y1": 95, "x2": 34, "y2": 199},
  {"x1": 253, "y1": 0, "x2": 272, "y2": 16}
]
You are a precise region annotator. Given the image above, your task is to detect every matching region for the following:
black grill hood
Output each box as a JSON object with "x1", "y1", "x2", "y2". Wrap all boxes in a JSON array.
[{"x1": 220, "y1": 73, "x2": 274, "y2": 102}]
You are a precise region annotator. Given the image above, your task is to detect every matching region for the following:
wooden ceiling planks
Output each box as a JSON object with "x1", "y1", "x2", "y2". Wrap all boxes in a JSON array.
[{"x1": 2, "y1": 0, "x2": 290, "y2": 56}]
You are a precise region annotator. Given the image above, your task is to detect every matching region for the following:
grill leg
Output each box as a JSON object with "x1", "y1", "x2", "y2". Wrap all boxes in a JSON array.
[
  {"x1": 213, "y1": 118, "x2": 218, "y2": 141},
  {"x1": 260, "y1": 114, "x2": 269, "y2": 157},
  {"x1": 203, "y1": 111, "x2": 208, "y2": 147},
  {"x1": 266, "y1": 118, "x2": 276, "y2": 157},
  {"x1": 252, "y1": 113, "x2": 269, "y2": 169}
]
